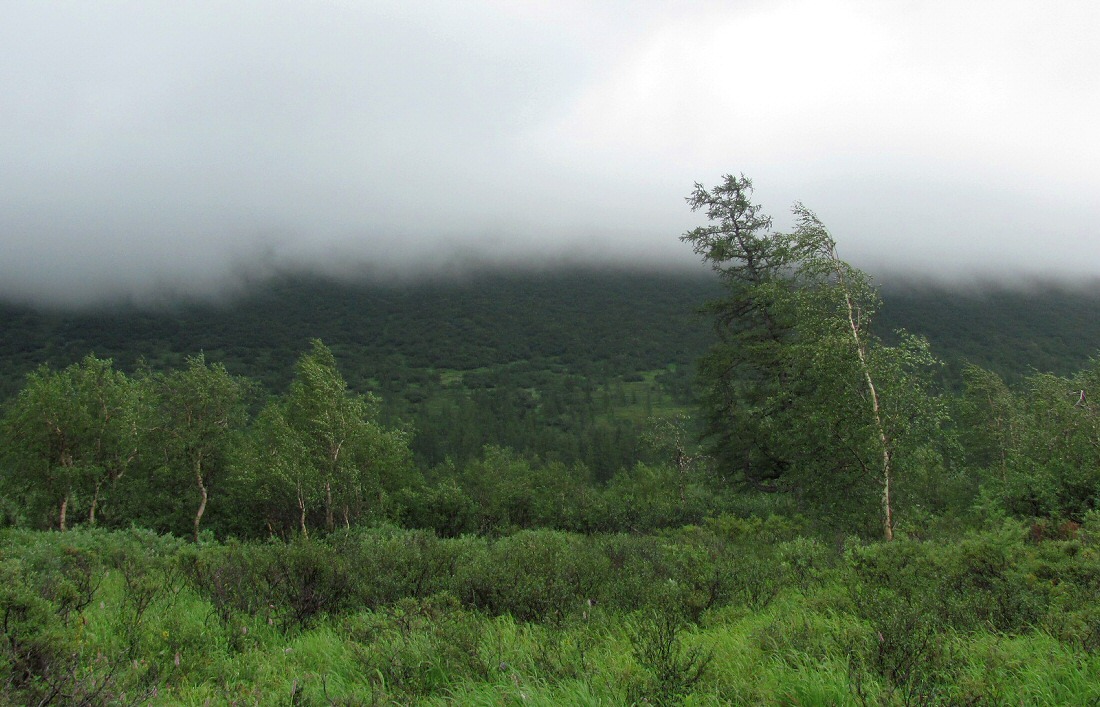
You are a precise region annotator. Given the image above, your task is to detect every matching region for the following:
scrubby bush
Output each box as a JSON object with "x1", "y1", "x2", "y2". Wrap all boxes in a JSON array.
[
  {"x1": 456, "y1": 530, "x2": 609, "y2": 623},
  {"x1": 180, "y1": 539, "x2": 275, "y2": 630},
  {"x1": 397, "y1": 479, "x2": 479, "y2": 537},
  {"x1": 847, "y1": 523, "x2": 1051, "y2": 635},
  {"x1": 626, "y1": 609, "x2": 713, "y2": 706},
  {"x1": 343, "y1": 593, "x2": 487, "y2": 698},
  {"x1": 334, "y1": 526, "x2": 465, "y2": 605}
]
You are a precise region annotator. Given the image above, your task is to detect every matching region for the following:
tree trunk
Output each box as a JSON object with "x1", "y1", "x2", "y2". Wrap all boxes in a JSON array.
[
  {"x1": 829, "y1": 244, "x2": 894, "y2": 541},
  {"x1": 297, "y1": 485, "x2": 309, "y2": 538},
  {"x1": 193, "y1": 459, "x2": 208, "y2": 543},
  {"x1": 59, "y1": 494, "x2": 69, "y2": 531},
  {"x1": 325, "y1": 481, "x2": 334, "y2": 532},
  {"x1": 88, "y1": 480, "x2": 102, "y2": 526},
  {"x1": 325, "y1": 445, "x2": 342, "y2": 533}
]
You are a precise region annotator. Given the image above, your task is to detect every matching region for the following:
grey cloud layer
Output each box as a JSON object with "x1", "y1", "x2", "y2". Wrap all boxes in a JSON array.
[{"x1": 2, "y1": 1, "x2": 1098, "y2": 306}]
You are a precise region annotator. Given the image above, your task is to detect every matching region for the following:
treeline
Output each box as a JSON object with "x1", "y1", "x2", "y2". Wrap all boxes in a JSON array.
[
  {"x1": 6, "y1": 337, "x2": 1100, "y2": 541},
  {"x1": 0, "y1": 268, "x2": 720, "y2": 401},
  {"x1": 0, "y1": 341, "x2": 754, "y2": 540},
  {"x1": 5, "y1": 267, "x2": 1100, "y2": 488}
]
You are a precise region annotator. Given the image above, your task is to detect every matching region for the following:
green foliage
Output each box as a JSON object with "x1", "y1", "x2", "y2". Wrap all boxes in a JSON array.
[
  {"x1": 10, "y1": 240, "x2": 1100, "y2": 700},
  {"x1": 0, "y1": 355, "x2": 148, "y2": 530},
  {"x1": 456, "y1": 530, "x2": 609, "y2": 623},
  {"x1": 681, "y1": 175, "x2": 796, "y2": 488},
  {"x1": 283, "y1": 339, "x2": 401, "y2": 532},
  {"x1": 237, "y1": 340, "x2": 414, "y2": 538},
  {"x1": 683, "y1": 175, "x2": 950, "y2": 537},
  {"x1": 10, "y1": 243, "x2": 1100, "y2": 703},
  {"x1": 343, "y1": 593, "x2": 487, "y2": 698},
  {"x1": 0, "y1": 270, "x2": 717, "y2": 478},
  {"x1": 847, "y1": 524, "x2": 1051, "y2": 635},
  {"x1": 397, "y1": 477, "x2": 479, "y2": 537},
  {"x1": 3, "y1": 266, "x2": 1100, "y2": 493},
  {"x1": 626, "y1": 609, "x2": 713, "y2": 705},
  {"x1": 179, "y1": 538, "x2": 271, "y2": 633},
  {"x1": 960, "y1": 358, "x2": 1100, "y2": 521},
  {"x1": 0, "y1": 529, "x2": 181, "y2": 703},
  {"x1": 151, "y1": 355, "x2": 252, "y2": 540},
  {"x1": 877, "y1": 282, "x2": 1100, "y2": 387}
]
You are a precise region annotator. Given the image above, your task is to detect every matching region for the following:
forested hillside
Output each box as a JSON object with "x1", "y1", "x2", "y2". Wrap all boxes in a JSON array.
[
  {"x1": 878, "y1": 279, "x2": 1100, "y2": 386},
  {"x1": 4, "y1": 267, "x2": 1098, "y2": 401},
  {"x1": 0, "y1": 268, "x2": 719, "y2": 476},
  {"x1": 0, "y1": 268, "x2": 719, "y2": 399}
]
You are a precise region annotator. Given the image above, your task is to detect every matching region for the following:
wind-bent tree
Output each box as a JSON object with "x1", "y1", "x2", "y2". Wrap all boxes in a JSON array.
[
  {"x1": 155, "y1": 355, "x2": 250, "y2": 541},
  {"x1": 681, "y1": 175, "x2": 800, "y2": 489},
  {"x1": 0, "y1": 356, "x2": 146, "y2": 530},
  {"x1": 284, "y1": 340, "x2": 378, "y2": 531},
  {"x1": 250, "y1": 339, "x2": 412, "y2": 536},
  {"x1": 248, "y1": 400, "x2": 313, "y2": 537},
  {"x1": 683, "y1": 175, "x2": 947, "y2": 538}
]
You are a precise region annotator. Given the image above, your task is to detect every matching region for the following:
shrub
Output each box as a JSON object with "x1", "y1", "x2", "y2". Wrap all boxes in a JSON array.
[
  {"x1": 846, "y1": 524, "x2": 1050, "y2": 636},
  {"x1": 180, "y1": 539, "x2": 274, "y2": 630},
  {"x1": 398, "y1": 481, "x2": 478, "y2": 537},
  {"x1": 334, "y1": 526, "x2": 459, "y2": 606},
  {"x1": 626, "y1": 609, "x2": 713, "y2": 706},
  {"x1": 344, "y1": 593, "x2": 486, "y2": 698},
  {"x1": 266, "y1": 538, "x2": 356, "y2": 632},
  {"x1": 455, "y1": 530, "x2": 609, "y2": 622}
]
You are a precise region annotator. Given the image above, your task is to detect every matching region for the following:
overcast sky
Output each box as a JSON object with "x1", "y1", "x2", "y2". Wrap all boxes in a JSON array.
[{"x1": 2, "y1": 1, "x2": 1098, "y2": 306}]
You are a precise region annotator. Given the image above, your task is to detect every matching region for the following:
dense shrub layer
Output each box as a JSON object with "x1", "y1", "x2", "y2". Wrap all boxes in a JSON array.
[{"x1": 4, "y1": 522, "x2": 1100, "y2": 704}]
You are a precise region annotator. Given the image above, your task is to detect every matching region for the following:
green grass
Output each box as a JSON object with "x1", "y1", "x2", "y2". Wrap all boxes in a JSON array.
[{"x1": 595, "y1": 369, "x2": 693, "y2": 424}]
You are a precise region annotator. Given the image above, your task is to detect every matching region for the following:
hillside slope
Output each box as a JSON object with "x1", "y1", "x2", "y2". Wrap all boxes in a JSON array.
[{"x1": 2, "y1": 268, "x2": 1099, "y2": 401}]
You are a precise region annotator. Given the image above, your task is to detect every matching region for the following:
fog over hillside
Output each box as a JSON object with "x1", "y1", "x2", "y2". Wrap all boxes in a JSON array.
[{"x1": 3, "y1": 2, "x2": 1099, "y2": 307}]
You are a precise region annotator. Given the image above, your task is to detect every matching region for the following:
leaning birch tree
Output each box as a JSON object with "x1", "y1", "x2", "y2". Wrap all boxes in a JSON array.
[{"x1": 788, "y1": 205, "x2": 897, "y2": 540}]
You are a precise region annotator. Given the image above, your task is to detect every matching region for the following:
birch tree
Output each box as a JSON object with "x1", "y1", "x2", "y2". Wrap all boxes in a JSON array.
[
  {"x1": 249, "y1": 400, "x2": 314, "y2": 537},
  {"x1": 251, "y1": 340, "x2": 412, "y2": 536},
  {"x1": 0, "y1": 356, "x2": 145, "y2": 530},
  {"x1": 156, "y1": 355, "x2": 250, "y2": 541},
  {"x1": 284, "y1": 340, "x2": 377, "y2": 532}
]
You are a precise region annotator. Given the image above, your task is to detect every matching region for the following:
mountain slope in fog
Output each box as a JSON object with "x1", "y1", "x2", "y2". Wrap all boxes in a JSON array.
[{"x1": 2, "y1": 267, "x2": 1099, "y2": 400}]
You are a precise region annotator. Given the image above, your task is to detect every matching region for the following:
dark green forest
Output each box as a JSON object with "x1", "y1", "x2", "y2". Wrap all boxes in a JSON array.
[
  {"x1": 5, "y1": 267, "x2": 1099, "y2": 401},
  {"x1": 5, "y1": 209, "x2": 1100, "y2": 703}
]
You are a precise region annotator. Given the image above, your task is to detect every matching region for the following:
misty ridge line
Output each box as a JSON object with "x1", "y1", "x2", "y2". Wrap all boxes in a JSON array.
[
  {"x1": 0, "y1": 230, "x2": 713, "y2": 311},
  {"x1": 4, "y1": 245, "x2": 1100, "y2": 397},
  {"x1": 0, "y1": 247, "x2": 716, "y2": 313},
  {"x1": 6, "y1": 249, "x2": 1100, "y2": 314}
]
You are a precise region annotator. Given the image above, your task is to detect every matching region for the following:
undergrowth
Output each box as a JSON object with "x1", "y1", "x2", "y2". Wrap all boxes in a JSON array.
[{"x1": 3, "y1": 521, "x2": 1100, "y2": 704}]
